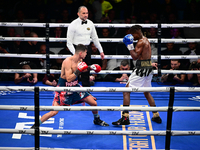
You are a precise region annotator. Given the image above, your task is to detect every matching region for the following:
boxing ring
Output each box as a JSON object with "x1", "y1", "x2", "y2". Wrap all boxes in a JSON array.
[{"x1": 0, "y1": 23, "x2": 200, "y2": 150}]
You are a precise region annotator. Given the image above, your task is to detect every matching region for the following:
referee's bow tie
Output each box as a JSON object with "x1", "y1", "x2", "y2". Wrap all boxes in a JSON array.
[{"x1": 82, "y1": 21, "x2": 87, "y2": 25}]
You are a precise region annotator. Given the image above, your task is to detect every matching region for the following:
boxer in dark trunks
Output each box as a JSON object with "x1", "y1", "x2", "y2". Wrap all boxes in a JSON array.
[{"x1": 31, "y1": 44, "x2": 108, "y2": 128}]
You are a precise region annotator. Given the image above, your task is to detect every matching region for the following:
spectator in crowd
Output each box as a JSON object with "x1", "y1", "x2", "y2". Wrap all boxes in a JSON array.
[
  {"x1": 187, "y1": 59, "x2": 200, "y2": 86},
  {"x1": 60, "y1": 9, "x2": 71, "y2": 23},
  {"x1": 50, "y1": 27, "x2": 66, "y2": 48},
  {"x1": 147, "y1": 28, "x2": 158, "y2": 63},
  {"x1": 184, "y1": 0, "x2": 200, "y2": 21},
  {"x1": 101, "y1": 0, "x2": 113, "y2": 17},
  {"x1": 161, "y1": 43, "x2": 182, "y2": 69},
  {"x1": 171, "y1": 28, "x2": 183, "y2": 39},
  {"x1": 42, "y1": 65, "x2": 59, "y2": 86},
  {"x1": 0, "y1": 42, "x2": 15, "y2": 81},
  {"x1": 33, "y1": 11, "x2": 50, "y2": 37},
  {"x1": 161, "y1": 59, "x2": 186, "y2": 84},
  {"x1": 104, "y1": 60, "x2": 130, "y2": 83},
  {"x1": 183, "y1": 42, "x2": 200, "y2": 69},
  {"x1": 99, "y1": 28, "x2": 118, "y2": 70},
  {"x1": 14, "y1": 61, "x2": 38, "y2": 84},
  {"x1": 13, "y1": 10, "x2": 26, "y2": 36},
  {"x1": 19, "y1": 32, "x2": 40, "y2": 66},
  {"x1": 90, "y1": 42, "x2": 107, "y2": 85},
  {"x1": 19, "y1": 32, "x2": 39, "y2": 54}
]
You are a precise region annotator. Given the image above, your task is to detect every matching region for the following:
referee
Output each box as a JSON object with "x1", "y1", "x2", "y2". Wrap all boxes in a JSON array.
[{"x1": 67, "y1": 6, "x2": 104, "y2": 87}]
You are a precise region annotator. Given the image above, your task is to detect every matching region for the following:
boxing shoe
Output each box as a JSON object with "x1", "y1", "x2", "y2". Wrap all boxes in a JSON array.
[
  {"x1": 93, "y1": 117, "x2": 109, "y2": 126},
  {"x1": 151, "y1": 116, "x2": 162, "y2": 123},
  {"x1": 151, "y1": 112, "x2": 162, "y2": 123},
  {"x1": 112, "y1": 116, "x2": 130, "y2": 125}
]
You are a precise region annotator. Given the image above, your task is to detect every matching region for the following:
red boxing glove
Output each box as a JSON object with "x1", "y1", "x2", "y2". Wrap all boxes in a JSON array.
[
  {"x1": 90, "y1": 64, "x2": 101, "y2": 73},
  {"x1": 77, "y1": 62, "x2": 88, "y2": 72}
]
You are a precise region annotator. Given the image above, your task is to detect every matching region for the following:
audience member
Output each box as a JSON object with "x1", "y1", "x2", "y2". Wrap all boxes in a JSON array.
[
  {"x1": 171, "y1": 28, "x2": 183, "y2": 39},
  {"x1": 161, "y1": 59, "x2": 186, "y2": 84},
  {"x1": 99, "y1": 28, "x2": 118, "y2": 70},
  {"x1": 33, "y1": 11, "x2": 50, "y2": 37},
  {"x1": 92, "y1": 0, "x2": 102, "y2": 22},
  {"x1": 48, "y1": 0, "x2": 66, "y2": 19},
  {"x1": 19, "y1": 32, "x2": 39, "y2": 54},
  {"x1": 183, "y1": 42, "x2": 200, "y2": 69},
  {"x1": 50, "y1": 27, "x2": 66, "y2": 48},
  {"x1": 13, "y1": 10, "x2": 26, "y2": 36},
  {"x1": 101, "y1": 0, "x2": 113, "y2": 17},
  {"x1": 187, "y1": 59, "x2": 200, "y2": 86},
  {"x1": 14, "y1": 61, "x2": 38, "y2": 84},
  {"x1": 184, "y1": 0, "x2": 200, "y2": 21},
  {"x1": 42, "y1": 65, "x2": 59, "y2": 86},
  {"x1": 147, "y1": 28, "x2": 158, "y2": 63},
  {"x1": 104, "y1": 60, "x2": 130, "y2": 83},
  {"x1": 161, "y1": 43, "x2": 182, "y2": 68}
]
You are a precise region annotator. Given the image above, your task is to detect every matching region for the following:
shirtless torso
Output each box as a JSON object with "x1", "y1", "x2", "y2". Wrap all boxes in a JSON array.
[
  {"x1": 130, "y1": 36, "x2": 152, "y2": 61},
  {"x1": 60, "y1": 56, "x2": 81, "y2": 82}
]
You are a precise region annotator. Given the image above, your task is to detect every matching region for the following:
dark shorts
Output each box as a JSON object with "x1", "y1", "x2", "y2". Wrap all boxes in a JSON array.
[{"x1": 53, "y1": 77, "x2": 90, "y2": 106}]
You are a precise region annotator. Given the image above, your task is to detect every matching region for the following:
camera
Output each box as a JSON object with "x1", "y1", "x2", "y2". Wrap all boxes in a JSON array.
[{"x1": 28, "y1": 76, "x2": 33, "y2": 81}]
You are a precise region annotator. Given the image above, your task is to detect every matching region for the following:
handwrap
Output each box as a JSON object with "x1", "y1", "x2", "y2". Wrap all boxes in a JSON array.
[{"x1": 133, "y1": 59, "x2": 153, "y2": 77}]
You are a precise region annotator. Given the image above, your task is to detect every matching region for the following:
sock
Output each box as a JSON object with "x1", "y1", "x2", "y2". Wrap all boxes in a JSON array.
[
  {"x1": 93, "y1": 113, "x2": 100, "y2": 118},
  {"x1": 122, "y1": 105, "x2": 129, "y2": 117},
  {"x1": 39, "y1": 119, "x2": 42, "y2": 125},
  {"x1": 152, "y1": 105, "x2": 158, "y2": 114}
]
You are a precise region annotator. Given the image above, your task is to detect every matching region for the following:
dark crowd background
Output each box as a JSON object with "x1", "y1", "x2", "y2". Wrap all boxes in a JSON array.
[{"x1": 0, "y1": 0, "x2": 200, "y2": 86}]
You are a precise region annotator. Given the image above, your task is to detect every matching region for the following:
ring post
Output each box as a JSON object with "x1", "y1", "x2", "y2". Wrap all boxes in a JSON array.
[
  {"x1": 45, "y1": 23, "x2": 50, "y2": 77},
  {"x1": 34, "y1": 86, "x2": 40, "y2": 150},
  {"x1": 165, "y1": 87, "x2": 175, "y2": 150},
  {"x1": 157, "y1": 23, "x2": 162, "y2": 77}
]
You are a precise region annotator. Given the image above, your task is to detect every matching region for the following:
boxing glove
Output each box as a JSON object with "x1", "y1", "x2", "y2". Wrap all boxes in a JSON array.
[
  {"x1": 89, "y1": 64, "x2": 101, "y2": 73},
  {"x1": 74, "y1": 62, "x2": 88, "y2": 76},
  {"x1": 123, "y1": 34, "x2": 134, "y2": 51}
]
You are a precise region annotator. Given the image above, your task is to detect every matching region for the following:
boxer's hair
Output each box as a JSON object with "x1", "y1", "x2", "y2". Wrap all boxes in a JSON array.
[
  {"x1": 75, "y1": 44, "x2": 87, "y2": 53},
  {"x1": 129, "y1": 25, "x2": 142, "y2": 34}
]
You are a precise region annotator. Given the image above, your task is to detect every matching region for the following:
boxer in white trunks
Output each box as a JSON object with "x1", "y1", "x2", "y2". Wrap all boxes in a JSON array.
[{"x1": 112, "y1": 25, "x2": 162, "y2": 125}]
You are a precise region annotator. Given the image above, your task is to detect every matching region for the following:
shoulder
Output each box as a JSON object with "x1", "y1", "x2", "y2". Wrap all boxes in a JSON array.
[
  {"x1": 63, "y1": 57, "x2": 71, "y2": 65},
  {"x1": 69, "y1": 18, "x2": 79, "y2": 26},
  {"x1": 87, "y1": 19, "x2": 94, "y2": 25}
]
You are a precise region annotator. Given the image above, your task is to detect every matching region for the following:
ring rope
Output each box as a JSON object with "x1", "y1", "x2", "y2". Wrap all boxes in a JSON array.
[
  {"x1": 0, "y1": 105, "x2": 200, "y2": 112},
  {"x1": 1, "y1": 53, "x2": 200, "y2": 60},
  {"x1": 1, "y1": 69, "x2": 200, "y2": 74},
  {"x1": 1, "y1": 22, "x2": 200, "y2": 28},
  {"x1": 1, "y1": 37, "x2": 200, "y2": 43},
  {"x1": 0, "y1": 129, "x2": 199, "y2": 136},
  {"x1": 0, "y1": 86, "x2": 200, "y2": 92}
]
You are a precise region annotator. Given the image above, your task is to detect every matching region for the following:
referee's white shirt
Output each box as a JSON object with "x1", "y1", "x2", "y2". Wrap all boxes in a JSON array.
[{"x1": 67, "y1": 17, "x2": 103, "y2": 54}]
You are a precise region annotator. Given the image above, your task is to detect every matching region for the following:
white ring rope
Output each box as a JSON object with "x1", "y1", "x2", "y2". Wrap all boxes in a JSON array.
[
  {"x1": 1, "y1": 53, "x2": 200, "y2": 60},
  {"x1": 0, "y1": 86, "x2": 200, "y2": 92},
  {"x1": 1, "y1": 22, "x2": 200, "y2": 28},
  {"x1": 1, "y1": 69, "x2": 200, "y2": 74},
  {"x1": 0, "y1": 128, "x2": 200, "y2": 136},
  {"x1": 0, "y1": 105, "x2": 200, "y2": 112},
  {"x1": 1, "y1": 37, "x2": 200, "y2": 43}
]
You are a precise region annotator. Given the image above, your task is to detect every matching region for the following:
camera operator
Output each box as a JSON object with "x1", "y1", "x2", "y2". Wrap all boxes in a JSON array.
[
  {"x1": 161, "y1": 59, "x2": 186, "y2": 84},
  {"x1": 187, "y1": 59, "x2": 200, "y2": 86},
  {"x1": 14, "y1": 61, "x2": 38, "y2": 84}
]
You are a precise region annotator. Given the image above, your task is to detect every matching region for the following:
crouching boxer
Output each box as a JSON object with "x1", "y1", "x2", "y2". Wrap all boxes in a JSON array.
[
  {"x1": 31, "y1": 44, "x2": 108, "y2": 129},
  {"x1": 112, "y1": 25, "x2": 162, "y2": 125}
]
